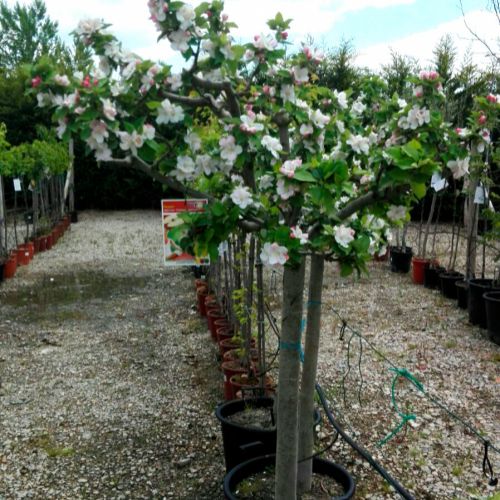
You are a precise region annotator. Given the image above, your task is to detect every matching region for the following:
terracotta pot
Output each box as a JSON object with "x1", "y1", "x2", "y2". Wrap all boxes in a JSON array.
[
  {"x1": 197, "y1": 288, "x2": 209, "y2": 316},
  {"x1": 26, "y1": 241, "x2": 35, "y2": 259},
  {"x1": 223, "y1": 348, "x2": 259, "y2": 363},
  {"x1": 412, "y1": 257, "x2": 431, "y2": 285},
  {"x1": 45, "y1": 234, "x2": 53, "y2": 250},
  {"x1": 194, "y1": 278, "x2": 207, "y2": 291},
  {"x1": 207, "y1": 309, "x2": 226, "y2": 341},
  {"x1": 221, "y1": 360, "x2": 250, "y2": 400},
  {"x1": 219, "y1": 337, "x2": 256, "y2": 357},
  {"x1": 3, "y1": 255, "x2": 17, "y2": 279},
  {"x1": 229, "y1": 373, "x2": 275, "y2": 399},
  {"x1": 34, "y1": 237, "x2": 42, "y2": 253},
  {"x1": 16, "y1": 245, "x2": 30, "y2": 266},
  {"x1": 217, "y1": 326, "x2": 234, "y2": 343},
  {"x1": 39, "y1": 236, "x2": 47, "y2": 252}
]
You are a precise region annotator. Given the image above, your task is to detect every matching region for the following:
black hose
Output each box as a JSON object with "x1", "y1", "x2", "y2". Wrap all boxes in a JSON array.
[{"x1": 315, "y1": 383, "x2": 415, "y2": 500}]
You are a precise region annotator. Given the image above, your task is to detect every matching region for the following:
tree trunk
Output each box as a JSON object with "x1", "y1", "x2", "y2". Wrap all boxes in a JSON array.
[
  {"x1": 297, "y1": 254, "x2": 325, "y2": 495},
  {"x1": 275, "y1": 259, "x2": 306, "y2": 500},
  {"x1": 421, "y1": 191, "x2": 437, "y2": 258},
  {"x1": 465, "y1": 180, "x2": 479, "y2": 280},
  {"x1": 0, "y1": 175, "x2": 5, "y2": 255}
]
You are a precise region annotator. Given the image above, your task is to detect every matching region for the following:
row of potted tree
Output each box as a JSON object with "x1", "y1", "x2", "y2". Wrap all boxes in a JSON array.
[{"x1": 26, "y1": 1, "x2": 498, "y2": 496}]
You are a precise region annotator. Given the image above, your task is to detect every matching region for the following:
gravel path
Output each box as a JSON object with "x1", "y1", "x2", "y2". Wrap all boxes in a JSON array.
[
  {"x1": 0, "y1": 211, "x2": 499, "y2": 499},
  {"x1": 0, "y1": 211, "x2": 225, "y2": 499}
]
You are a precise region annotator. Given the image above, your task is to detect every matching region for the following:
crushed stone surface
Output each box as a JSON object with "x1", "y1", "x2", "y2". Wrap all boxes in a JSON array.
[{"x1": 0, "y1": 211, "x2": 498, "y2": 499}]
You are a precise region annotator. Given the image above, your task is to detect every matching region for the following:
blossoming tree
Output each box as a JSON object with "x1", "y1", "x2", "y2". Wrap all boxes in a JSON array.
[{"x1": 27, "y1": 1, "x2": 462, "y2": 497}]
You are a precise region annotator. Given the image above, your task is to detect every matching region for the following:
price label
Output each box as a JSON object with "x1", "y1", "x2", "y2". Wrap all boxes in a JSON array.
[{"x1": 13, "y1": 178, "x2": 21, "y2": 192}]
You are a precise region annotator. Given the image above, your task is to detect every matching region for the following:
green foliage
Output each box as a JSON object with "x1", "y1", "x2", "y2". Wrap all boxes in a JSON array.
[{"x1": 0, "y1": 0, "x2": 67, "y2": 71}]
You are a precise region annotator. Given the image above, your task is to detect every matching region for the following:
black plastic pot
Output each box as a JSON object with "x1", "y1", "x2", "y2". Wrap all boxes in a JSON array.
[
  {"x1": 468, "y1": 279, "x2": 498, "y2": 328},
  {"x1": 389, "y1": 246, "x2": 412, "y2": 274},
  {"x1": 223, "y1": 454, "x2": 355, "y2": 500},
  {"x1": 455, "y1": 280, "x2": 468, "y2": 309},
  {"x1": 216, "y1": 397, "x2": 320, "y2": 472},
  {"x1": 70, "y1": 210, "x2": 78, "y2": 223},
  {"x1": 0, "y1": 262, "x2": 4, "y2": 283},
  {"x1": 424, "y1": 265, "x2": 445, "y2": 289},
  {"x1": 439, "y1": 271, "x2": 464, "y2": 299},
  {"x1": 484, "y1": 292, "x2": 500, "y2": 345}
]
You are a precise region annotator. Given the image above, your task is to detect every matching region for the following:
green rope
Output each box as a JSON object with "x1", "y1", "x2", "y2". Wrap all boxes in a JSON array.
[{"x1": 378, "y1": 367, "x2": 424, "y2": 446}]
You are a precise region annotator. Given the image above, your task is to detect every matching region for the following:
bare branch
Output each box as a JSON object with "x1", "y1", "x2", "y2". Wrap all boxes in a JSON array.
[{"x1": 459, "y1": 0, "x2": 499, "y2": 63}]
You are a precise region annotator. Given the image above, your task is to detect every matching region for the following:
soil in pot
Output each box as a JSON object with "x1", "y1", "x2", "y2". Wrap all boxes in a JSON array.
[
  {"x1": 389, "y1": 246, "x2": 412, "y2": 274},
  {"x1": 223, "y1": 455, "x2": 355, "y2": 500},
  {"x1": 439, "y1": 271, "x2": 464, "y2": 300},
  {"x1": 424, "y1": 265, "x2": 445, "y2": 289},
  {"x1": 455, "y1": 280, "x2": 468, "y2": 309},
  {"x1": 484, "y1": 291, "x2": 500, "y2": 345},
  {"x1": 468, "y1": 279, "x2": 497, "y2": 328}
]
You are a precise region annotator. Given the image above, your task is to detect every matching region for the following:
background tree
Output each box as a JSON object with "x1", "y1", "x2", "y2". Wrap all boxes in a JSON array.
[
  {"x1": 316, "y1": 39, "x2": 360, "y2": 91},
  {"x1": 0, "y1": 0, "x2": 67, "y2": 71},
  {"x1": 381, "y1": 50, "x2": 420, "y2": 97}
]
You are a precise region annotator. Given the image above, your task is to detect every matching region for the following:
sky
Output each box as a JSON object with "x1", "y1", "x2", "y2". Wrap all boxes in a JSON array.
[{"x1": 6, "y1": 0, "x2": 500, "y2": 71}]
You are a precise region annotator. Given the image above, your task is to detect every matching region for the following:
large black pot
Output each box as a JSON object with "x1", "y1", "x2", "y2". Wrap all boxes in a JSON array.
[
  {"x1": 389, "y1": 246, "x2": 412, "y2": 274},
  {"x1": 223, "y1": 454, "x2": 355, "y2": 500},
  {"x1": 468, "y1": 279, "x2": 499, "y2": 328},
  {"x1": 216, "y1": 397, "x2": 320, "y2": 472},
  {"x1": 424, "y1": 265, "x2": 445, "y2": 289},
  {"x1": 70, "y1": 210, "x2": 78, "y2": 223},
  {"x1": 455, "y1": 280, "x2": 468, "y2": 309},
  {"x1": 484, "y1": 292, "x2": 500, "y2": 345},
  {"x1": 439, "y1": 271, "x2": 464, "y2": 299}
]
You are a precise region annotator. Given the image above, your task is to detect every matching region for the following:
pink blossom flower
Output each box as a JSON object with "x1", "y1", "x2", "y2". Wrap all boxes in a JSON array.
[
  {"x1": 478, "y1": 113, "x2": 487, "y2": 125},
  {"x1": 31, "y1": 76, "x2": 42, "y2": 88},
  {"x1": 290, "y1": 226, "x2": 308, "y2": 244},
  {"x1": 486, "y1": 94, "x2": 497, "y2": 103},
  {"x1": 334, "y1": 225, "x2": 355, "y2": 248},
  {"x1": 279, "y1": 158, "x2": 302, "y2": 178}
]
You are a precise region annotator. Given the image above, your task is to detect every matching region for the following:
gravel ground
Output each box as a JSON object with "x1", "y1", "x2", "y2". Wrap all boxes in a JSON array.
[{"x1": 0, "y1": 210, "x2": 499, "y2": 500}]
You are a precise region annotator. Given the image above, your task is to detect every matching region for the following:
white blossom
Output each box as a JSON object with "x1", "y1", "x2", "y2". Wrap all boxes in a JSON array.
[
  {"x1": 176, "y1": 4, "x2": 195, "y2": 30},
  {"x1": 334, "y1": 225, "x2": 355, "y2": 248},
  {"x1": 334, "y1": 90, "x2": 348, "y2": 109},
  {"x1": 262, "y1": 135, "x2": 283, "y2": 158},
  {"x1": 101, "y1": 98, "x2": 117, "y2": 121},
  {"x1": 169, "y1": 30, "x2": 191, "y2": 52},
  {"x1": 54, "y1": 74, "x2": 70, "y2": 87},
  {"x1": 290, "y1": 226, "x2": 309, "y2": 244},
  {"x1": 230, "y1": 185, "x2": 253, "y2": 209},
  {"x1": 156, "y1": 98, "x2": 185, "y2": 124},
  {"x1": 184, "y1": 131, "x2": 201, "y2": 151},
  {"x1": 258, "y1": 174, "x2": 273, "y2": 190},
  {"x1": 447, "y1": 157, "x2": 470, "y2": 179},
  {"x1": 279, "y1": 158, "x2": 302, "y2": 178},
  {"x1": 219, "y1": 135, "x2": 242, "y2": 165},
  {"x1": 292, "y1": 66, "x2": 309, "y2": 84},
  {"x1": 260, "y1": 242, "x2": 288, "y2": 266},
  {"x1": 195, "y1": 154, "x2": 215, "y2": 175},
  {"x1": 142, "y1": 124, "x2": 156, "y2": 141},
  {"x1": 351, "y1": 99, "x2": 366, "y2": 116},
  {"x1": 387, "y1": 205, "x2": 407, "y2": 222},
  {"x1": 346, "y1": 134, "x2": 370, "y2": 155},
  {"x1": 276, "y1": 179, "x2": 296, "y2": 200},
  {"x1": 167, "y1": 73, "x2": 183, "y2": 91},
  {"x1": 310, "y1": 109, "x2": 330, "y2": 129},
  {"x1": 173, "y1": 155, "x2": 196, "y2": 181},
  {"x1": 280, "y1": 84, "x2": 296, "y2": 104}
]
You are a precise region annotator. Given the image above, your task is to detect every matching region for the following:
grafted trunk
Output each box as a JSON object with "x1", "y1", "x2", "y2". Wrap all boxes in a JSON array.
[
  {"x1": 297, "y1": 254, "x2": 325, "y2": 495},
  {"x1": 275, "y1": 259, "x2": 306, "y2": 500}
]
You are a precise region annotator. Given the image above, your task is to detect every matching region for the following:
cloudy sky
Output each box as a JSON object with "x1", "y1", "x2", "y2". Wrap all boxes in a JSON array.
[{"x1": 6, "y1": 0, "x2": 500, "y2": 70}]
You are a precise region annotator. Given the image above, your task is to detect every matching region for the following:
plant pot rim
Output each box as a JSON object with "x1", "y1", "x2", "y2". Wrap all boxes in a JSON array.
[
  {"x1": 223, "y1": 454, "x2": 355, "y2": 500},
  {"x1": 483, "y1": 291, "x2": 500, "y2": 302}
]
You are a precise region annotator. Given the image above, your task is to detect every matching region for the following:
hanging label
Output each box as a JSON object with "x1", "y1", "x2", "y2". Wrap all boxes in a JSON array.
[
  {"x1": 431, "y1": 173, "x2": 448, "y2": 192},
  {"x1": 474, "y1": 184, "x2": 487, "y2": 204},
  {"x1": 13, "y1": 178, "x2": 21, "y2": 191}
]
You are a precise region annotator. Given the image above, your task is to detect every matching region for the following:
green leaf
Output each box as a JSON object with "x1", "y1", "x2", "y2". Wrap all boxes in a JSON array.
[
  {"x1": 293, "y1": 168, "x2": 316, "y2": 183},
  {"x1": 411, "y1": 182, "x2": 427, "y2": 199},
  {"x1": 340, "y1": 262, "x2": 353, "y2": 277},
  {"x1": 211, "y1": 201, "x2": 225, "y2": 217},
  {"x1": 145, "y1": 101, "x2": 161, "y2": 111}
]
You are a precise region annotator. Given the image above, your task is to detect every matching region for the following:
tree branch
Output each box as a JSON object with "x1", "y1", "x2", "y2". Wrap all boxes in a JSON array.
[{"x1": 459, "y1": 0, "x2": 499, "y2": 63}]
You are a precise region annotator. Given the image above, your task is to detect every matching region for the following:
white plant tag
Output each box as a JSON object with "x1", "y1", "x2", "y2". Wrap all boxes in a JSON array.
[
  {"x1": 474, "y1": 184, "x2": 487, "y2": 204},
  {"x1": 13, "y1": 178, "x2": 21, "y2": 191},
  {"x1": 431, "y1": 173, "x2": 448, "y2": 192}
]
